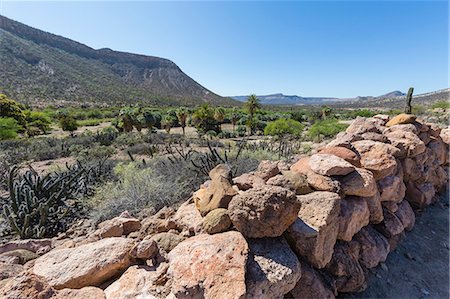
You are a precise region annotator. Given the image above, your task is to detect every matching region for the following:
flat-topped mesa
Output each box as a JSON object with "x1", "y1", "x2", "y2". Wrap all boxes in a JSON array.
[{"x1": 0, "y1": 115, "x2": 448, "y2": 299}]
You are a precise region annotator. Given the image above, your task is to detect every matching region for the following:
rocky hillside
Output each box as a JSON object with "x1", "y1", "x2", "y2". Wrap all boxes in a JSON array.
[
  {"x1": 0, "y1": 115, "x2": 448, "y2": 298},
  {"x1": 0, "y1": 15, "x2": 237, "y2": 106}
]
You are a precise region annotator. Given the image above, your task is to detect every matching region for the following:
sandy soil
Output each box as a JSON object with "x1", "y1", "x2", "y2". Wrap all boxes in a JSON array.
[{"x1": 342, "y1": 190, "x2": 449, "y2": 299}]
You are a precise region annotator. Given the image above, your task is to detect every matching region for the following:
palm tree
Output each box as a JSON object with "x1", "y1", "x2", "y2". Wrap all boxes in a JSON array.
[
  {"x1": 176, "y1": 107, "x2": 189, "y2": 135},
  {"x1": 321, "y1": 106, "x2": 332, "y2": 120},
  {"x1": 214, "y1": 107, "x2": 226, "y2": 131},
  {"x1": 230, "y1": 107, "x2": 240, "y2": 132},
  {"x1": 244, "y1": 94, "x2": 261, "y2": 135},
  {"x1": 162, "y1": 114, "x2": 175, "y2": 133}
]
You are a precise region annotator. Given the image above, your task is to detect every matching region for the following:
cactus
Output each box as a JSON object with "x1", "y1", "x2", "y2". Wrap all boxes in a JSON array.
[
  {"x1": 405, "y1": 87, "x2": 414, "y2": 114},
  {"x1": 2, "y1": 163, "x2": 91, "y2": 239}
]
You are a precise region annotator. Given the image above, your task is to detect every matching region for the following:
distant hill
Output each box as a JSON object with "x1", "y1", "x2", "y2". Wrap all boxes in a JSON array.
[
  {"x1": 0, "y1": 15, "x2": 237, "y2": 107},
  {"x1": 232, "y1": 89, "x2": 447, "y2": 108}
]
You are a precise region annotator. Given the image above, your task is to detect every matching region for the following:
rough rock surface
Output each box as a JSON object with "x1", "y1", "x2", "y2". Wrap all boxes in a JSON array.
[
  {"x1": 0, "y1": 272, "x2": 56, "y2": 299},
  {"x1": 201, "y1": 208, "x2": 232, "y2": 234},
  {"x1": 172, "y1": 200, "x2": 202, "y2": 234},
  {"x1": 246, "y1": 237, "x2": 301, "y2": 299},
  {"x1": 281, "y1": 170, "x2": 313, "y2": 194},
  {"x1": 228, "y1": 185, "x2": 300, "y2": 238},
  {"x1": 149, "y1": 232, "x2": 185, "y2": 253},
  {"x1": 364, "y1": 191, "x2": 384, "y2": 224},
  {"x1": 352, "y1": 140, "x2": 399, "y2": 180},
  {"x1": 338, "y1": 197, "x2": 370, "y2": 241},
  {"x1": 386, "y1": 113, "x2": 416, "y2": 127},
  {"x1": 309, "y1": 153, "x2": 355, "y2": 176},
  {"x1": 339, "y1": 168, "x2": 377, "y2": 197},
  {"x1": 233, "y1": 173, "x2": 265, "y2": 191},
  {"x1": 255, "y1": 160, "x2": 280, "y2": 181},
  {"x1": 57, "y1": 287, "x2": 106, "y2": 299},
  {"x1": 32, "y1": 237, "x2": 135, "y2": 289},
  {"x1": 289, "y1": 261, "x2": 335, "y2": 299},
  {"x1": 319, "y1": 146, "x2": 361, "y2": 167},
  {"x1": 168, "y1": 231, "x2": 248, "y2": 299},
  {"x1": 395, "y1": 200, "x2": 416, "y2": 231},
  {"x1": 193, "y1": 164, "x2": 238, "y2": 216},
  {"x1": 354, "y1": 226, "x2": 390, "y2": 268},
  {"x1": 96, "y1": 215, "x2": 141, "y2": 238},
  {"x1": 378, "y1": 175, "x2": 406, "y2": 203},
  {"x1": 104, "y1": 264, "x2": 170, "y2": 299},
  {"x1": 285, "y1": 191, "x2": 341, "y2": 268},
  {"x1": 326, "y1": 241, "x2": 367, "y2": 293}
]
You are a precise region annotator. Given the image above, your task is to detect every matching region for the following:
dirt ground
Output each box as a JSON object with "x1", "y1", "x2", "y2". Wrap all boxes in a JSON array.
[{"x1": 342, "y1": 190, "x2": 449, "y2": 299}]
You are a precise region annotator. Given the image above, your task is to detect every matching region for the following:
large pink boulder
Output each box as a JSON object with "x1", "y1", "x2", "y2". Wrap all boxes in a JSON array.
[
  {"x1": 309, "y1": 154, "x2": 355, "y2": 176},
  {"x1": 167, "y1": 231, "x2": 248, "y2": 299}
]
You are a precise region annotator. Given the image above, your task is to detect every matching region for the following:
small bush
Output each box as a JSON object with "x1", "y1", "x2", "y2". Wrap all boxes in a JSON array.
[
  {"x1": 431, "y1": 100, "x2": 450, "y2": 110},
  {"x1": 307, "y1": 119, "x2": 348, "y2": 139},
  {"x1": 264, "y1": 118, "x2": 304, "y2": 138},
  {"x1": 0, "y1": 118, "x2": 21, "y2": 140}
]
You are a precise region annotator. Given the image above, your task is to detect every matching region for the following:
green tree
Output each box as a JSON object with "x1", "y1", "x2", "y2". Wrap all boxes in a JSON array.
[
  {"x1": 118, "y1": 107, "x2": 137, "y2": 132},
  {"x1": 214, "y1": 107, "x2": 226, "y2": 131},
  {"x1": 0, "y1": 94, "x2": 26, "y2": 126},
  {"x1": 0, "y1": 117, "x2": 21, "y2": 140},
  {"x1": 230, "y1": 107, "x2": 240, "y2": 132},
  {"x1": 321, "y1": 106, "x2": 332, "y2": 120},
  {"x1": 244, "y1": 94, "x2": 261, "y2": 135},
  {"x1": 264, "y1": 118, "x2": 304, "y2": 138},
  {"x1": 162, "y1": 114, "x2": 177, "y2": 133},
  {"x1": 176, "y1": 107, "x2": 189, "y2": 135},
  {"x1": 59, "y1": 116, "x2": 78, "y2": 136},
  {"x1": 25, "y1": 111, "x2": 52, "y2": 135},
  {"x1": 192, "y1": 104, "x2": 219, "y2": 134}
]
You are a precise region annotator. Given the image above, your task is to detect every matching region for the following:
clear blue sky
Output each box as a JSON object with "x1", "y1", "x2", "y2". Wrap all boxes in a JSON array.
[{"x1": 1, "y1": 1, "x2": 448, "y2": 97}]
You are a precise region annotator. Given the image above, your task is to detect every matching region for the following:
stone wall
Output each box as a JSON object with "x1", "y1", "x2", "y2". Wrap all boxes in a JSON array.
[
  {"x1": 188, "y1": 113, "x2": 449, "y2": 298},
  {"x1": 1, "y1": 114, "x2": 448, "y2": 299}
]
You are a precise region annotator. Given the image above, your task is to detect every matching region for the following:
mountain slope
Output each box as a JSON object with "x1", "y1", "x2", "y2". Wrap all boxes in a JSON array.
[{"x1": 0, "y1": 15, "x2": 236, "y2": 106}]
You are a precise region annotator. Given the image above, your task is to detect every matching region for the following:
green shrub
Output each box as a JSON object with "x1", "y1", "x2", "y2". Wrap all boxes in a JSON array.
[
  {"x1": 59, "y1": 116, "x2": 78, "y2": 133},
  {"x1": 0, "y1": 117, "x2": 21, "y2": 140},
  {"x1": 307, "y1": 119, "x2": 348, "y2": 139},
  {"x1": 25, "y1": 111, "x2": 52, "y2": 135},
  {"x1": 264, "y1": 118, "x2": 304, "y2": 138},
  {"x1": 0, "y1": 94, "x2": 26, "y2": 126},
  {"x1": 431, "y1": 100, "x2": 450, "y2": 110}
]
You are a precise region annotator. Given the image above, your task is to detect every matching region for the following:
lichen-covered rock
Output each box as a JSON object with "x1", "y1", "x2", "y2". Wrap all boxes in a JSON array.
[
  {"x1": 149, "y1": 232, "x2": 185, "y2": 253},
  {"x1": 327, "y1": 132, "x2": 364, "y2": 149},
  {"x1": 386, "y1": 113, "x2": 416, "y2": 127},
  {"x1": 201, "y1": 208, "x2": 232, "y2": 234},
  {"x1": 395, "y1": 200, "x2": 415, "y2": 231},
  {"x1": 288, "y1": 261, "x2": 335, "y2": 299},
  {"x1": 168, "y1": 231, "x2": 248, "y2": 299},
  {"x1": 104, "y1": 264, "x2": 170, "y2": 299},
  {"x1": 428, "y1": 139, "x2": 447, "y2": 165},
  {"x1": 0, "y1": 262, "x2": 24, "y2": 284},
  {"x1": 383, "y1": 123, "x2": 419, "y2": 135},
  {"x1": 281, "y1": 170, "x2": 312, "y2": 194},
  {"x1": 440, "y1": 127, "x2": 450, "y2": 145},
  {"x1": 0, "y1": 239, "x2": 53, "y2": 255},
  {"x1": 326, "y1": 241, "x2": 367, "y2": 293},
  {"x1": 338, "y1": 197, "x2": 370, "y2": 242},
  {"x1": 285, "y1": 192, "x2": 341, "y2": 269},
  {"x1": 352, "y1": 140, "x2": 400, "y2": 180},
  {"x1": 361, "y1": 132, "x2": 389, "y2": 143},
  {"x1": 246, "y1": 237, "x2": 301, "y2": 299},
  {"x1": 309, "y1": 154, "x2": 355, "y2": 176},
  {"x1": 377, "y1": 175, "x2": 406, "y2": 203},
  {"x1": 0, "y1": 249, "x2": 39, "y2": 265},
  {"x1": 318, "y1": 146, "x2": 361, "y2": 167},
  {"x1": 32, "y1": 237, "x2": 135, "y2": 289},
  {"x1": 228, "y1": 185, "x2": 300, "y2": 238},
  {"x1": 266, "y1": 174, "x2": 294, "y2": 190},
  {"x1": 339, "y1": 167, "x2": 377, "y2": 197},
  {"x1": 232, "y1": 173, "x2": 265, "y2": 191},
  {"x1": 354, "y1": 226, "x2": 389, "y2": 268}
]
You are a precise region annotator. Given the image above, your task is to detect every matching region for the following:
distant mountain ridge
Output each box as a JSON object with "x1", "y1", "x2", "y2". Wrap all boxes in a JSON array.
[
  {"x1": 232, "y1": 89, "x2": 446, "y2": 106},
  {"x1": 0, "y1": 15, "x2": 237, "y2": 106}
]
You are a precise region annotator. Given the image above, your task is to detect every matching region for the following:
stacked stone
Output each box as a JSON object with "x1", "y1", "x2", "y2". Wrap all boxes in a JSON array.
[
  {"x1": 186, "y1": 113, "x2": 449, "y2": 298},
  {"x1": 2, "y1": 115, "x2": 447, "y2": 299}
]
